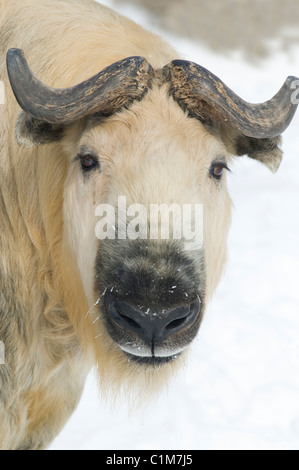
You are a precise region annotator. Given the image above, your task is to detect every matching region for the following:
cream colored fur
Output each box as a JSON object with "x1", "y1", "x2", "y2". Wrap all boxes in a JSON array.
[{"x1": 0, "y1": 0, "x2": 231, "y2": 449}]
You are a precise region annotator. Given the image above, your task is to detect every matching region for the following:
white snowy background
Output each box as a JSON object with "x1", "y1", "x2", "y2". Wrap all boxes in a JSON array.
[{"x1": 49, "y1": 0, "x2": 299, "y2": 450}]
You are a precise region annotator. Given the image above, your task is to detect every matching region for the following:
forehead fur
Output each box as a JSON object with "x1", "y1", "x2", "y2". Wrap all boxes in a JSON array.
[
  {"x1": 64, "y1": 86, "x2": 230, "y2": 215},
  {"x1": 78, "y1": 85, "x2": 228, "y2": 168}
]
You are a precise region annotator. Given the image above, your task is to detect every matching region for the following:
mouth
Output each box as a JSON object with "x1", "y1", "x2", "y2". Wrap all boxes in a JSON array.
[
  {"x1": 124, "y1": 351, "x2": 182, "y2": 366},
  {"x1": 118, "y1": 341, "x2": 186, "y2": 367}
]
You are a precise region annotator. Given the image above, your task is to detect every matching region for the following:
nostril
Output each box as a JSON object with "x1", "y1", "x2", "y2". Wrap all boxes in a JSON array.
[
  {"x1": 163, "y1": 298, "x2": 201, "y2": 334},
  {"x1": 165, "y1": 315, "x2": 188, "y2": 331},
  {"x1": 116, "y1": 306, "x2": 143, "y2": 331},
  {"x1": 110, "y1": 299, "x2": 145, "y2": 335}
]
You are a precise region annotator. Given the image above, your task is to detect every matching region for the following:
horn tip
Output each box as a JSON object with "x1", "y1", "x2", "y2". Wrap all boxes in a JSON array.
[
  {"x1": 6, "y1": 48, "x2": 24, "y2": 61},
  {"x1": 6, "y1": 48, "x2": 27, "y2": 74}
]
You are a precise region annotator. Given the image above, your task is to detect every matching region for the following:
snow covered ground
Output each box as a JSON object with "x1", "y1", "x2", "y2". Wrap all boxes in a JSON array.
[{"x1": 49, "y1": 0, "x2": 299, "y2": 450}]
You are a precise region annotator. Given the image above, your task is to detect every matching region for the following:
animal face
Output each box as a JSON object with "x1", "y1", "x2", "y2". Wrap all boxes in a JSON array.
[{"x1": 62, "y1": 87, "x2": 232, "y2": 365}]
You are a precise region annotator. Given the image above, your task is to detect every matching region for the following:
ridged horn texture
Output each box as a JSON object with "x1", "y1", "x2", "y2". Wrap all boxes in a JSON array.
[
  {"x1": 163, "y1": 60, "x2": 298, "y2": 139},
  {"x1": 6, "y1": 48, "x2": 154, "y2": 124},
  {"x1": 6, "y1": 50, "x2": 298, "y2": 138}
]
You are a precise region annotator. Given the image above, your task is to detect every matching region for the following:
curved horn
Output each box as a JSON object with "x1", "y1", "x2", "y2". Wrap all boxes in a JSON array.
[
  {"x1": 6, "y1": 48, "x2": 154, "y2": 124},
  {"x1": 163, "y1": 60, "x2": 298, "y2": 139}
]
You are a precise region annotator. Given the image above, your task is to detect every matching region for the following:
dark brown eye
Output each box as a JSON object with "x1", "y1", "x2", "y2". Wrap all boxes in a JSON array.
[
  {"x1": 80, "y1": 154, "x2": 99, "y2": 172},
  {"x1": 210, "y1": 162, "x2": 229, "y2": 180}
]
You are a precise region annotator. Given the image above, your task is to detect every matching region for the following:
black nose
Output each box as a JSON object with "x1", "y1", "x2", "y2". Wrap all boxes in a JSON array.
[{"x1": 105, "y1": 293, "x2": 201, "y2": 345}]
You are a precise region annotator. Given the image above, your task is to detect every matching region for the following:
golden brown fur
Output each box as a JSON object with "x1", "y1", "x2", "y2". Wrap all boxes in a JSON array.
[{"x1": 0, "y1": 0, "x2": 233, "y2": 449}]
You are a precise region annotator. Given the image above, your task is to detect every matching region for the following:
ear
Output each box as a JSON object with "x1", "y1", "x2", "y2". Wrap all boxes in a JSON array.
[
  {"x1": 15, "y1": 111, "x2": 65, "y2": 147},
  {"x1": 234, "y1": 134, "x2": 282, "y2": 173},
  {"x1": 220, "y1": 125, "x2": 283, "y2": 173}
]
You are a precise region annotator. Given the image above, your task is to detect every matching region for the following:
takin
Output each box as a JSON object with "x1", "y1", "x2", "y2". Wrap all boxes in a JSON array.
[{"x1": 0, "y1": 0, "x2": 298, "y2": 450}]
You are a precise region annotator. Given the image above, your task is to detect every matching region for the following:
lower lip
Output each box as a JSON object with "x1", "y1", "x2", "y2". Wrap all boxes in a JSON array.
[{"x1": 124, "y1": 352, "x2": 181, "y2": 366}]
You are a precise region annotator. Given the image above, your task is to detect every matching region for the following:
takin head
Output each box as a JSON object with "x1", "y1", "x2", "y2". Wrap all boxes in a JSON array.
[{"x1": 6, "y1": 49, "x2": 298, "y2": 370}]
